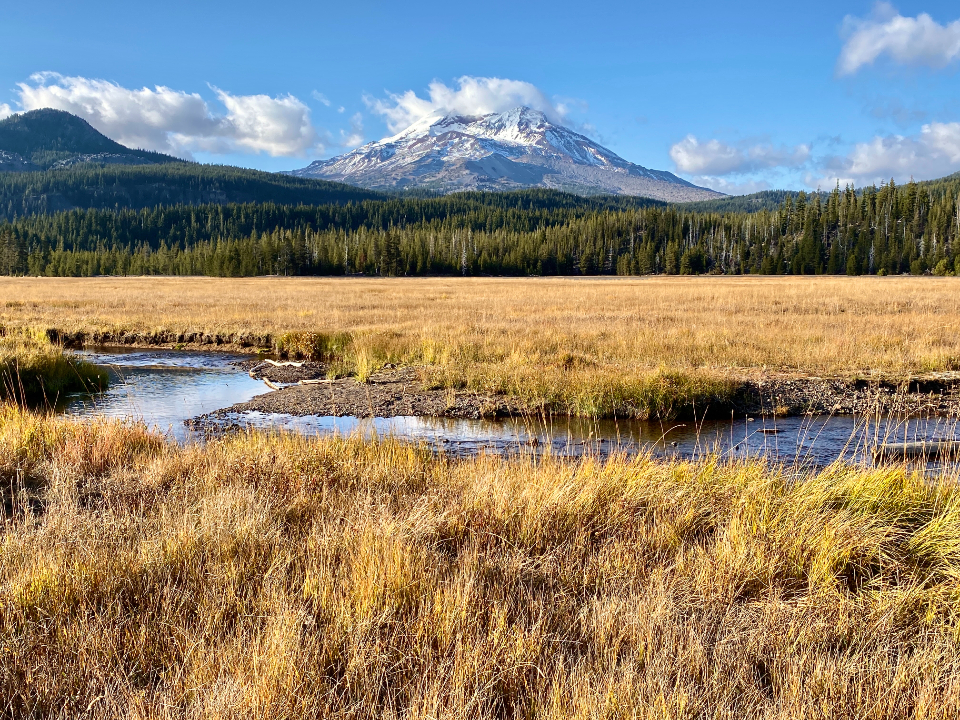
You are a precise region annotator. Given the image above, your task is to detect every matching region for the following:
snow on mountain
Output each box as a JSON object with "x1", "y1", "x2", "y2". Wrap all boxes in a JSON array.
[{"x1": 289, "y1": 107, "x2": 723, "y2": 201}]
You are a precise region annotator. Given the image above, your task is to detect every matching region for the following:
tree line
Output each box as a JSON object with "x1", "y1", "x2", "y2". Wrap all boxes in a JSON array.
[{"x1": 1, "y1": 175, "x2": 959, "y2": 277}]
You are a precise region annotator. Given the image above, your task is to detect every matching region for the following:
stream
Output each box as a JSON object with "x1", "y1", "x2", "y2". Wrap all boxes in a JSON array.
[{"x1": 62, "y1": 348, "x2": 960, "y2": 469}]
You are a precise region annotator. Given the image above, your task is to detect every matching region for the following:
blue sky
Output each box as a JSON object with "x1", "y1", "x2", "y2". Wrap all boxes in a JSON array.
[{"x1": 3, "y1": 0, "x2": 960, "y2": 193}]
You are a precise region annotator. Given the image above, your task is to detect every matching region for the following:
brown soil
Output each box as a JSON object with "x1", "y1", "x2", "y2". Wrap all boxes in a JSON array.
[
  {"x1": 741, "y1": 374, "x2": 960, "y2": 418},
  {"x1": 195, "y1": 367, "x2": 528, "y2": 425},
  {"x1": 48, "y1": 328, "x2": 272, "y2": 354},
  {"x1": 189, "y1": 367, "x2": 960, "y2": 431}
]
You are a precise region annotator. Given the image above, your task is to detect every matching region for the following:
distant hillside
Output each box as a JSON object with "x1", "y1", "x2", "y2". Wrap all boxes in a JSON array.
[
  {"x1": 678, "y1": 174, "x2": 960, "y2": 214},
  {"x1": 0, "y1": 164, "x2": 385, "y2": 220},
  {"x1": 0, "y1": 109, "x2": 180, "y2": 170},
  {"x1": 677, "y1": 190, "x2": 800, "y2": 213},
  {"x1": 3, "y1": 169, "x2": 960, "y2": 279},
  {"x1": 442, "y1": 189, "x2": 663, "y2": 212}
]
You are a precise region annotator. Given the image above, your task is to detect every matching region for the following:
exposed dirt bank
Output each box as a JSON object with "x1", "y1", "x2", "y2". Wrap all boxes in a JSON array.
[
  {"x1": 744, "y1": 374, "x2": 960, "y2": 418},
  {"x1": 238, "y1": 358, "x2": 328, "y2": 384},
  {"x1": 190, "y1": 368, "x2": 528, "y2": 428},
  {"x1": 45, "y1": 328, "x2": 272, "y2": 354},
  {"x1": 188, "y1": 367, "x2": 960, "y2": 428}
]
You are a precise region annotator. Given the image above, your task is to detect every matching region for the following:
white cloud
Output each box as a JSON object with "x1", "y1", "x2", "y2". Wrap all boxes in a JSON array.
[
  {"x1": 838, "y1": 2, "x2": 960, "y2": 75},
  {"x1": 670, "y1": 135, "x2": 810, "y2": 175},
  {"x1": 365, "y1": 76, "x2": 566, "y2": 133},
  {"x1": 813, "y1": 122, "x2": 960, "y2": 187},
  {"x1": 311, "y1": 91, "x2": 331, "y2": 106},
  {"x1": 340, "y1": 112, "x2": 364, "y2": 147},
  {"x1": 692, "y1": 177, "x2": 772, "y2": 195},
  {"x1": 0, "y1": 104, "x2": 13, "y2": 120},
  {"x1": 14, "y1": 72, "x2": 322, "y2": 157},
  {"x1": 211, "y1": 86, "x2": 318, "y2": 156}
]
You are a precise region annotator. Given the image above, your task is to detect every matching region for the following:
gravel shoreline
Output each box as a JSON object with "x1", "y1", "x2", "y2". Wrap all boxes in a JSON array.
[
  {"x1": 739, "y1": 375, "x2": 960, "y2": 417},
  {"x1": 188, "y1": 367, "x2": 960, "y2": 429}
]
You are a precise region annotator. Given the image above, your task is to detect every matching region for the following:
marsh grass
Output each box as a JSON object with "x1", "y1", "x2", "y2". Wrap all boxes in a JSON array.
[
  {"x1": 0, "y1": 332, "x2": 107, "y2": 406},
  {"x1": 4, "y1": 409, "x2": 960, "y2": 716},
  {"x1": 3, "y1": 275, "x2": 960, "y2": 417},
  {"x1": 423, "y1": 362, "x2": 739, "y2": 418}
]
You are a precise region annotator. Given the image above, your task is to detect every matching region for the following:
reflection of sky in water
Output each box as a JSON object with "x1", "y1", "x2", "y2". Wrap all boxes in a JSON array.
[
  {"x1": 224, "y1": 411, "x2": 960, "y2": 470},
  {"x1": 63, "y1": 349, "x2": 960, "y2": 468},
  {"x1": 64, "y1": 349, "x2": 269, "y2": 441}
]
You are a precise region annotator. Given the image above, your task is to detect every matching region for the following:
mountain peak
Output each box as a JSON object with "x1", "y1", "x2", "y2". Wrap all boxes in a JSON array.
[
  {"x1": 386, "y1": 106, "x2": 558, "y2": 146},
  {"x1": 291, "y1": 106, "x2": 722, "y2": 201}
]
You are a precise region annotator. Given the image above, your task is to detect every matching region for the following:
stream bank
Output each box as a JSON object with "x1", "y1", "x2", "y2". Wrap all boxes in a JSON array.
[
  {"x1": 197, "y1": 367, "x2": 960, "y2": 422},
  {"x1": 62, "y1": 348, "x2": 960, "y2": 468}
]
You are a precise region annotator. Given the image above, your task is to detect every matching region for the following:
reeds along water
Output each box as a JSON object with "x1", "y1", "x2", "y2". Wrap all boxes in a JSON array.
[
  {"x1": 0, "y1": 333, "x2": 107, "y2": 407},
  {"x1": 4, "y1": 407, "x2": 960, "y2": 717}
]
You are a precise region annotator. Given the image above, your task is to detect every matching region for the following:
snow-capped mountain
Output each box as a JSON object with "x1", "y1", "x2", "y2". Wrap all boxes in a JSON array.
[{"x1": 289, "y1": 107, "x2": 722, "y2": 201}]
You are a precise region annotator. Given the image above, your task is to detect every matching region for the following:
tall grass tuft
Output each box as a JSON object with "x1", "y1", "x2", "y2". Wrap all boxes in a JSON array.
[{"x1": 0, "y1": 333, "x2": 107, "y2": 406}]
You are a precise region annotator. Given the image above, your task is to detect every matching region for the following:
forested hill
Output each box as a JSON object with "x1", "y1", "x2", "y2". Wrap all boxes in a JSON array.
[
  {"x1": 0, "y1": 109, "x2": 385, "y2": 214},
  {"x1": 0, "y1": 109, "x2": 180, "y2": 170},
  {"x1": 0, "y1": 164, "x2": 386, "y2": 219},
  {"x1": 2, "y1": 174, "x2": 960, "y2": 278},
  {"x1": 677, "y1": 190, "x2": 800, "y2": 214}
]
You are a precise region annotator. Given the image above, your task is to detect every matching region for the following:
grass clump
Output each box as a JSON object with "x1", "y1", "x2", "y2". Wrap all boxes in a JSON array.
[
  {"x1": 424, "y1": 363, "x2": 739, "y2": 419},
  {"x1": 4, "y1": 410, "x2": 960, "y2": 715},
  {"x1": 0, "y1": 332, "x2": 107, "y2": 406}
]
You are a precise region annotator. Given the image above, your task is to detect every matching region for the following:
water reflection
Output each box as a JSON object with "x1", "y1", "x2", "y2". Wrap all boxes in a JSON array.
[
  {"x1": 217, "y1": 411, "x2": 960, "y2": 469},
  {"x1": 63, "y1": 348, "x2": 268, "y2": 440},
  {"x1": 61, "y1": 348, "x2": 960, "y2": 469}
]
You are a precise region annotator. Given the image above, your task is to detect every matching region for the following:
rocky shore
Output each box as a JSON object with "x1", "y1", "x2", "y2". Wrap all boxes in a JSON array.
[
  {"x1": 190, "y1": 368, "x2": 527, "y2": 429},
  {"x1": 739, "y1": 374, "x2": 960, "y2": 418},
  {"x1": 188, "y1": 367, "x2": 960, "y2": 430}
]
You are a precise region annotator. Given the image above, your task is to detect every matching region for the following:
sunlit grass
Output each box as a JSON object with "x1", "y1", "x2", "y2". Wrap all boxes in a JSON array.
[
  {"x1": 2, "y1": 275, "x2": 960, "y2": 416},
  {"x1": 3, "y1": 409, "x2": 960, "y2": 715},
  {"x1": 0, "y1": 331, "x2": 107, "y2": 406}
]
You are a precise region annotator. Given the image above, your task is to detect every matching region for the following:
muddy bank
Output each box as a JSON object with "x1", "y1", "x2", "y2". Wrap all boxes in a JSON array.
[
  {"x1": 190, "y1": 367, "x2": 528, "y2": 427},
  {"x1": 189, "y1": 368, "x2": 960, "y2": 427},
  {"x1": 41, "y1": 328, "x2": 273, "y2": 353},
  {"x1": 744, "y1": 374, "x2": 960, "y2": 417}
]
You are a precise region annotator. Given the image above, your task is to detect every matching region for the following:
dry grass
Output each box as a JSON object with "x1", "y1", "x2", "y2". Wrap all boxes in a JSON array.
[
  {"x1": 3, "y1": 409, "x2": 960, "y2": 717},
  {"x1": 0, "y1": 331, "x2": 106, "y2": 405},
  {"x1": 2, "y1": 275, "x2": 960, "y2": 415}
]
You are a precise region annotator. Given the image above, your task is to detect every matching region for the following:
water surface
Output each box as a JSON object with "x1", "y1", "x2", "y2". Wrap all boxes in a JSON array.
[
  {"x1": 64, "y1": 348, "x2": 268, "y2": 440},
  {"x1": 63, "y1": 348, "x2": 960, "y2": 469}
]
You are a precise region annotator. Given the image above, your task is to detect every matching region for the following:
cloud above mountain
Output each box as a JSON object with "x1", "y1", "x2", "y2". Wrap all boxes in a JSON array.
[
  {"x1": 670, "y1": 4, "x2": 960, "y2": 193},
  {"x1": 0, "y1": 104, "x2": 12, "y2": 121},
  {"x1": 365, "y1": 76, "x2": 567, "y2": 133},
  {"x1": 673, "y1": 125, "x2": 960, "y2": 190},
  {"x1": 669, "y1": 136, "x2": 810, "y2": 175},
  {"x1": 838, "y1": 3, "x2": 960, "y2": 75},
  {"x1": 13, "y1": 73, "x2": 326, "y2": 157}
]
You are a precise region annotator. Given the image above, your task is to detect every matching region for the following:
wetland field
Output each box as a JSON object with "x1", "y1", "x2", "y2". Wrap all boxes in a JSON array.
[
  {"x1": 5, "y1": 275, "x2": 960, "y2": 717},
  {"x1": 6, "y1": 274, "x2": 960, "y2": 418}
]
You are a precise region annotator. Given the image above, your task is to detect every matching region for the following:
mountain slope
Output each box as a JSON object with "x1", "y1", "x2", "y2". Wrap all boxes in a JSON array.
[
  {"x1": 0, "y1": 164, "x2": 385, "y2": 220},
  {"x1": 0, "y1": 110, "x2": 384, "y2": 216},
  {"x1": 0, "y1": 108, "x2": 180, "y2": 170},
  {"x1": 291, "y1": 107, "x2": 722, "y2": 202}
]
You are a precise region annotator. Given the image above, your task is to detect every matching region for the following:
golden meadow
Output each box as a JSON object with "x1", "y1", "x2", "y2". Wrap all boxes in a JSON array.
[
  {"x1": 1, "y1": 275, "x2": 960, "y2": 716},
  {"x1": 3, "y1": 408, "x2": 960, "y2": 717},
  {"x1": 3, "y1": 274, "x2": 960, "y2": 417}
]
